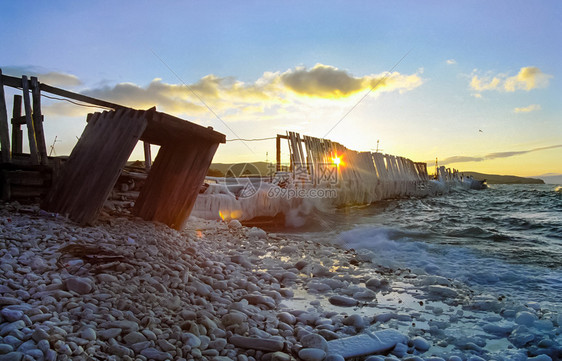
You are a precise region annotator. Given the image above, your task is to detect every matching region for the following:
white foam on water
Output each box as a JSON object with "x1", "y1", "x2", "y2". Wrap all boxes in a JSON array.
[{"x1": 335, "y1": 225, "x2": 562, "y2": 312}]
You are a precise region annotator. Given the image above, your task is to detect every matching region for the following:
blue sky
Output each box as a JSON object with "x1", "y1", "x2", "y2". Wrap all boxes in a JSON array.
[{"x1": 1, "y1": 1, "x2": 561, "y2": 176}]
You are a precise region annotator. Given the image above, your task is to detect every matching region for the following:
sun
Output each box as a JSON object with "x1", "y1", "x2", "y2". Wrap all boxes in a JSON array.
[{"x1": 332, "y1": 156, "x2": 341, "y2": 166}]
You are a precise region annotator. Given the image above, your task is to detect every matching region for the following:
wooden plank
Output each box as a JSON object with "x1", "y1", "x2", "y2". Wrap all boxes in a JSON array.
[
  {"x1": 22, "y1": 76, "x2": 39, "y2": 164},
  {"x1": 31, "y1": 77, "x2": 48, "y2": 164},
  {"x1": 0, "y1": 69, "x2": 10, "y2": 162},
  {"x1": 42, "y1": 109, "x2": 148, "y2": 224},
  {"x1": 141, "y1": 110, "x2": 226, "y2": 145},
  {"x1": 133, "y1": 139, "x2": 219, "y2": 229},
  {"x1": 11, "y1": 95, "x2": 23, "y2": 154}
]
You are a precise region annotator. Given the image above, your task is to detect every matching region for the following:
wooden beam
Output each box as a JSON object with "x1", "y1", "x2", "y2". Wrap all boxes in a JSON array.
[
  {"x1": 0, "y1": 69, "x2": 11, "y2": 163},
  {"x1": 1, "y1": 72, "x2": 124, "y2": 110},
  {"x1": 22, "y1": 76, "x2": 39, "y2": 165},
  {"x1": 11, "y1": 95, "x2": 23, "y2": 154},
  {"x1": 40, "y1": 83, "x2": 124, "y2": 110},
  {"x1": 143, "y1": 141, "x2": 152, "y2": 170},
  {"x1": 31, "y1": 77, "x2": 48, "y2": 164},
  {"x1": 276, "y1": 134, "x2": 281, "y2": 172},
  {"x1": 141, "y1": 110, "x2": 226, "y2": 145}
]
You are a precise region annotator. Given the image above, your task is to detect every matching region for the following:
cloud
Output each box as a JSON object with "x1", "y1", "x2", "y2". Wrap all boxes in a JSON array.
[
  {"x1": 514, "y1": 104, "x2": 541, "y2": 113},
  {"x1": 470, "y1": 76, "x2": 501, "y2": 91},
  {"x1": 40, "y1": 63, "x2": 422, "y2": 119},
  {"x1": 470, "y1": 66, "x2": 551, "y2": 94},
  {"x1": 2, "y1": 66, "x2": 82, "y2": 87},
  {"x1": 504, "y1": 67, "x2": 551, "y2": 92},
  {"x1": 279, "y1": 64, "x2": 422, "y2": 98},
  {"x1": 439, "y1": 144, "x2": 562, "y2": 165},
  {"x1": 446, "y1": 59, "x2": 457, "y2": 65}
]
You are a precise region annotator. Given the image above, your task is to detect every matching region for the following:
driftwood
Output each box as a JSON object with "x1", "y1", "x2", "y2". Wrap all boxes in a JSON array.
[{"x1": 57, "y1": 243, "x2": 129, "y2": 271}]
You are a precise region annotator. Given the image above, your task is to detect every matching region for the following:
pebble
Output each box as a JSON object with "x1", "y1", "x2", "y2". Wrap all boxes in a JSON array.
[
  {"x1": 411, "y1": 336, "x2": 431, "y2": 351},
  {"x1": 328, "y1": 295, "x2": 358, "y2": 307},
  {"x1": 1, "y1": 204, "x2": 558, "y2": 361},
  {"x1": 298, "y1": 348, "x2": 326, "y2": 361},
  {"x1": 140, "y1": 347, "x2": 172, "y2": 360},
  {"x1": 229, "y1": 336, "x2": 284, "y2": 352},
  {"x1": 65, "y1": 277, "x2": 93, "y2": 294}
]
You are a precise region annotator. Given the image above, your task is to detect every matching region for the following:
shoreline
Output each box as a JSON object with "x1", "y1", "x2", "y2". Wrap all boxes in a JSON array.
[{"x1": 0, "y1": 202, "x2": 560, "y2": 360}]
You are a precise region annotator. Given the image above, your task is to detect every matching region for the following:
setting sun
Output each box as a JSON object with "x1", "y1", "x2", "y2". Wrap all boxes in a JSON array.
[{"x1": 332, "y1": 156, "x2": 342, "y2": 166}]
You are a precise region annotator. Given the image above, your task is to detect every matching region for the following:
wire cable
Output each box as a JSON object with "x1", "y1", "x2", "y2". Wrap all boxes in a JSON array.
[
  {"x1": 323, "y1": 48, "x2": 413, "y2": 138},
  {"x1": 226, "y1": 137, "x2": 277, "y2": 142},
  {"x1": 40, "y1": 93, "x2": 114, "y2": 110},
  {"x1": 150, "y1": 49, "x2": 254, "y2": 153}
]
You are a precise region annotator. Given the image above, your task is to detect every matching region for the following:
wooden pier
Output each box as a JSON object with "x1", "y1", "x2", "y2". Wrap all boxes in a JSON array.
[{"x1": 0, "y1": 69, "x2": 225, "y2": 230}]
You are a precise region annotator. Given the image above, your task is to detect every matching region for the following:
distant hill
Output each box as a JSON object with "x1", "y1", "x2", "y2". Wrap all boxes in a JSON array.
[
  {"x1": 463, "y1": 171, "x2": 544, "y2": 184},
  {"x1": 535, "y1": 173, "x2": 562, "y2": 184},
  {"x1": 208, "y1": 162, "x2": 274, "y2": 177}
]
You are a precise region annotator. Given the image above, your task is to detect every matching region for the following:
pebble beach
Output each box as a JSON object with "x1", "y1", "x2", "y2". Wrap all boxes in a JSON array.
[{"x1": 0, "y1": 202, "x2": 560, "y2": 361}]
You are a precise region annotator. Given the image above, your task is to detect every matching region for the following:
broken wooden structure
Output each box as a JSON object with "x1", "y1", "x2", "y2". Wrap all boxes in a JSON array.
[{"x1": 0, "y1": 69, "x2": 225, "y2": 229}]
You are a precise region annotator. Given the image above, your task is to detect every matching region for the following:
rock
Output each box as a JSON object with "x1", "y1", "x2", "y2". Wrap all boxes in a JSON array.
[
  {"x1": 181, "y1": 332, "x2": 201, "y2": 348},
  {"x1": 391, "y1": 342, "x2": 408, "y2": 357},
  {"x1": 277, "y1": 312, "x2": 296, "y2": 325},
  {"x1": 244, "y1": 294, "x2": 276, "y2": 308},
  {"x1": 515, "y1": 311, "x2": 537, "y2": 326},
  {"x1": 140, "y1": 347, "x2": 172, "y2": 360},
  {"x1": 228, "y1": 219, "x2": 242, "y2": 229},
  {"x1": 301, "y1": 333, "x2": 328, "y2": 351},
  {"x1": 123, "y1": 331, "x2": 147, "y2": 345},
  {"x1": 411, "y1": 336, "x2": 430, "y2": 351},
  {"x1": 97, "y1": 328, "x2": 122, "y2": 340},
  {"x1": 269, "y1": 351, "x2": 292, "y2": 361},
  {"x1": 328, "y1": 295, "x2": 358, "y2": 307},
  {"x1": 325, "y1": 354, "x2": 345, "y2": 361},
  {"x1": 157, "y1": 339, "x2": 176, "y2": 352},
  {"x1": 131, "y1": 341, "x2": 152, "y2": 354},
  {"x1": 0, "y1": 309, "x2": 23, "y2": 322},
  {"x1": 0, "y1": 345, "x2": 13, "y2": 355},
  {"x1": 0, "y1": 352, "x2": 23, "y2": 361},
  {"x1": 107, "y1": 320, "x2": 139, "y2": 333},
  {"x1": 298, "y1": 348, "x2": 326, "y2": 361},
  {"x1": 80, "y1": 327, "x2": 96, "y2": 341},
  {"x1": 0, "y1": 297, "x2": 21, "y2": 306},
  {"x1": 65, "y1": 277, "x2": 93, "y2": 294},
  {"x1": 425, "y1": 285, "x2": 458, "y2": 299},
  {"x1": 229, "y1": 336, "x2": 284, "y2": 352},
  {"x1": 247, "y1": 227, "x2": 267, "y2": 240},
  {"x1": 342, "y1": 314, "x2": 364, "y2": 329},
  {"x1": 0, "y1": 321, "x2": 25, "y2": 337},
  {"x1": 223, "y1": 312, "x2": 247, "y2": 327}
]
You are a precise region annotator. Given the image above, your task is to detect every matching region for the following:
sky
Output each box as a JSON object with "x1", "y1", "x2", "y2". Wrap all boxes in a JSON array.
[{"x1": 1, "y1": 0, "x2": 561, "y2": 177}]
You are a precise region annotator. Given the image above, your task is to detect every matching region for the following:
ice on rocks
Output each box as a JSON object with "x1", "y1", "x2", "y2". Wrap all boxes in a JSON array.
[{"x1": 327, "y1": 329, "x2": 408, "y2": 357}]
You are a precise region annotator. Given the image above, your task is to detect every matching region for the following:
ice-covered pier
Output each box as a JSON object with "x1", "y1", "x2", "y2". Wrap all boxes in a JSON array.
[{"x1": 193, "y1": 132, "x2": 479, "y2": 224}]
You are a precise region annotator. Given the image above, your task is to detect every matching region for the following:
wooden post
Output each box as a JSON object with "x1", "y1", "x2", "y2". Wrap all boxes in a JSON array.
[
  {"x1": 276, "y1": 134, "x2": 281, "y2": 172},
  {"x1": 22, "y1": 76, "x2": 39, "y2": 164},
  {"x1": 31, "y1": 77, "x2": 48, "y2": 164},
  {"x1": 143, "y1": 141, "x2": 151, "y2": 170},
  {"x1": 11, "y1": 95, "x2": 23, "y2": 154},
  {"x1": 0, "y1": 69, "x2": 10, "y2": 163}
]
